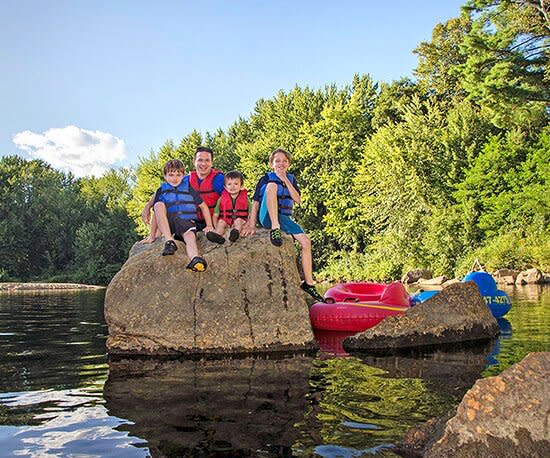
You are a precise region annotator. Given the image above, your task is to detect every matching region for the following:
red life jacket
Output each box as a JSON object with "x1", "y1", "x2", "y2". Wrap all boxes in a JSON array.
[
  {"x1": 219, "y1": 189, "x2": 249, "y2": 225},
  {"x1": 189, "y1": 168, "x2": 222, "y2": 220}
]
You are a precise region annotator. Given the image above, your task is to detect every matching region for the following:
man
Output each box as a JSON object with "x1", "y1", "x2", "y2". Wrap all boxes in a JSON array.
[{"x1": 141, "y1": 146, "x2": 225, "y2": 239}]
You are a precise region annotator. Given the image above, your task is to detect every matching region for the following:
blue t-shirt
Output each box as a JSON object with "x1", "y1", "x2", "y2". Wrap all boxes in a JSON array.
[{"x1": 194, "y1": 172, "x2": 224, "y2": 197}]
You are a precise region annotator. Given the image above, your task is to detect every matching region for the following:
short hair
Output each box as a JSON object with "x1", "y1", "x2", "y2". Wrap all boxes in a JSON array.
[
  {"x1": 195, "y1": 146, "x2": 214, "y2": 160},
  {"x1": 163, "y1": 159, "x2": 185, "y2": 175},
  {"x1": 224, "y1": 170, "x2": 244, "y2": 185},
  {"x1": 269, "y1": 148, "x2": 291, "y2": 164}
]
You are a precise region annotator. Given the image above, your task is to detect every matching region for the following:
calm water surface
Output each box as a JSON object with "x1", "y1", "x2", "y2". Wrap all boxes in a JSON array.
[{"x1": 0, "y1": 286, "x2": 548, "y2": 457}]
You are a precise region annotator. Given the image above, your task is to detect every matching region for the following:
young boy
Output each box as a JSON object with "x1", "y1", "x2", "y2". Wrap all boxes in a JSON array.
[
  {"x1": 246, "y1": 148, "x2": 324, "y2": 302},
  {"x1": 207, "y1": 170, "x2": 250, "y2": 244},
  {"x1": 153, "y1": 159, "x2": 214, "y2": 272}
]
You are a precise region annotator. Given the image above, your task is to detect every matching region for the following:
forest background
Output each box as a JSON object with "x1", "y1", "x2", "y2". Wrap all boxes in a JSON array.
[{"x1": 1, "y1": 0, "x2": 549, "y2": 285}]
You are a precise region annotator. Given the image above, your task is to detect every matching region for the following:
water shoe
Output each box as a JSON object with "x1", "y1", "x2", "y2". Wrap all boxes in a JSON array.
[
  {"x1": 206, "y1": 232, "x2": 226, "y2": 244},
  {"x1": 229, "y1": 229, "x2": 240, "y2": 242},
  {"x1": 186, "y1": 256, "x2": 207, "y2": 272},
  {"x1": 161, "y1": 240, "x2": 177, "y2": 256},
  {"x1": 270, "y1": 228, "x2": 282, "y2": 247},
  {"x1": 300, "y1": 281, "x2": 325, "y2": 302}
]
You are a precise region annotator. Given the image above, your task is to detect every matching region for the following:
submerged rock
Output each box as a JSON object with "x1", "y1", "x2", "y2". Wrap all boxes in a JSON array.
[
  {"x1": 343, "y1": 282, "x2": 499, "y2": 353},
  {"x1": 397, "y1": 352, "x2": 550, "y2": 457},
  {"x1": 104, "y1": 230, "x2": 314, "y2": 355}
]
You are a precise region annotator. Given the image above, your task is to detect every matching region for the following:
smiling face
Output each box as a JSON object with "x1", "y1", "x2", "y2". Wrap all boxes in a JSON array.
[
  {"x1": 164, "y1": 169, "x2": 184, "y2": 187},
  {"x1": 194, "y1": 151, "x2": 213, "y2": 179},
  {"x1": 270, "y1": 151, "x2": 290, "y2": 174},
  {"x1": 224, "y1": 177, "x2": 242, "y2": 196}
]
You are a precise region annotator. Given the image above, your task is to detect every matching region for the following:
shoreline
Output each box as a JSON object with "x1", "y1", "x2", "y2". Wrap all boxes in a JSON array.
[{"x1": 0, "y1": 282, "x2": 106, "y2": 292}]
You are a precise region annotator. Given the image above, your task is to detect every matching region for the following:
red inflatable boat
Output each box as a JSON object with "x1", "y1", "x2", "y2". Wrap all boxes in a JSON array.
[{"x1": 310, "y1": 281, "x2": 411, "y2": 332}]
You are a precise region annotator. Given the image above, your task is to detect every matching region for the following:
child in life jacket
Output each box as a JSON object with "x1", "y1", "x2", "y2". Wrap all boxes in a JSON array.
[
  {"x1": 246, "y1": 148, "x2": 325, "y2": 302},
  {"x1": 207, "y1": 170, "x2": 251, "y2": 244},
  {"x1": 153, "y1": 159, "x2": 214, "y2": 272}
]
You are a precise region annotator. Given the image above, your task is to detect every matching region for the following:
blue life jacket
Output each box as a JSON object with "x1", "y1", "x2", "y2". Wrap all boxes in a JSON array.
[
  {"x1": 259, "y1": 172, "x2": 294, "y2": 216},
  {"x1": 158, "y1": 176, "x2": 196, "y2": 221}
]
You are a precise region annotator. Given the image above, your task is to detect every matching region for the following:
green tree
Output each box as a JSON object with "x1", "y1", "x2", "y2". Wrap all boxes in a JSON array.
[
  {"x1": 0, "y1": 156, "x2": 81, "y2": 280},
  {"x1": 414, "y1": 15, "x2": 472, "y2": 100},
  {"x1": 458, "y1": 0, "x2": 550, "y2": 125},
  {"x1": 74, "y1": 168, "x2": 138, "y2": 284},
  {"x1": 296, "y1": 74, "x2": 377, "y2": 253}
]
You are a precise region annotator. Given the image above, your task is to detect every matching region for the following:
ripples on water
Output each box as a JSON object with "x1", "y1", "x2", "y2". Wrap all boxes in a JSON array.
[{"x1": 0, "y1": 287, "x2": 549, "y2": 457}]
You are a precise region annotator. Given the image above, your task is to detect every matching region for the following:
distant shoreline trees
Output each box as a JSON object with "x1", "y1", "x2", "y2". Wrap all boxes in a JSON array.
[{"x1": 2, "y1": 0, "x2": 548, "y2": 284}]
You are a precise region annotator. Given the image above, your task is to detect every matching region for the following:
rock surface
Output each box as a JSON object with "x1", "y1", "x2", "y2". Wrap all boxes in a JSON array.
[
  {"x1": 104, "y1": 230, "x2": 315, "y2": 355},
  {"x1": 515, "y1": 268, "x2": 544, "y2": 285},
  {"x1": 493, "y1": 268, "x2": 519, "y2": 285},
  {"x1": 0, "y1": 282, "x2": 104, "y2": 292},
  {"x1": 343, "y1": 282, "x2": 499, "y2": 352},
  {"x1": 398, "y1": 352, "x2": 550, "y2": 457},
  {"x1": 402, "y1": 269, "x2": 432, "y2": 284},
  {"x1": 417, "y1": 275, "x2": 448, "y2": 286}
]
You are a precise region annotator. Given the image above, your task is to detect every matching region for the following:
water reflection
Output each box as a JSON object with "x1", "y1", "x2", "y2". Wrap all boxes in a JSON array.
[
  {"x1": 0, "y1": 291, "x2": 107, "y2": 392},
  {"x1": 0, "y1": 287, "x2": 548, "y2": 457},
  {"x1": 104, "y1": 355, "x2": 313, "y2": 457}
]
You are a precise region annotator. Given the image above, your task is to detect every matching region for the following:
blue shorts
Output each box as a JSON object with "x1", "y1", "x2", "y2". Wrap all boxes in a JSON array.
[{"x1": 258, "y1": 193, "x2": 304, "y2": 235}]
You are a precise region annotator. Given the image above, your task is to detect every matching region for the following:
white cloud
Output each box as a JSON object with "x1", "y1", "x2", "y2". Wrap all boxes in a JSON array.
[{"x1": 13, "y1": 125, "x2": 127, "y2": 177}]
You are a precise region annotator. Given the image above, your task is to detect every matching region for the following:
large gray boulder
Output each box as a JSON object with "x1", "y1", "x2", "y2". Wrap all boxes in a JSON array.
[
  {"x1": 398, "y1": 352, "x2": 550, "y2": 457},
  {"x1": 104, "y1": 230, "x2": 315, "y2": 355},
  {"x1": 343, "y1": 282, "x2": 499, "y2": 352}
]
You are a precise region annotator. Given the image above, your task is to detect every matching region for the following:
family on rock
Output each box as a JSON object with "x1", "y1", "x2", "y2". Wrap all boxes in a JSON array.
[{"x1": 140, "y1": 146, "x2": 324, "y2": 302}]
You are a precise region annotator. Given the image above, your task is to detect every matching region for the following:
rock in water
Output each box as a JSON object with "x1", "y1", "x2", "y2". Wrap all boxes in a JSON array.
[
  {"x1": 422, "y1": 352, "x2": 550, "y2": 457},
  {"x1": 343, "y1": 282, "x2": 499, "y2": 352},
  {"x1": 104, "y1": 230, "x2": 315, "y2": 355}
]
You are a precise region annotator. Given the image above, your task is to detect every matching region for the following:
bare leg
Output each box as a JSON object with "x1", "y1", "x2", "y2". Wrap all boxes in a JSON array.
[
  {"x1": 265, "y1": 182, "x2": 280, "y2": 229},
  {"x1": 153, "y1": 202, "x2": 174, "y2": 241},
  {"x1": 293, "y1": 233, "x2": 314, "y2": 285},
  {"x1": 214, "y1": 219, "x2": 228, "y2": 235},
  {"x1": 233, "y1": 218, "x2": 245, "y2": 231},
  {"x1": 183, "y1": 231, "x2": 199, "y2": 260}
]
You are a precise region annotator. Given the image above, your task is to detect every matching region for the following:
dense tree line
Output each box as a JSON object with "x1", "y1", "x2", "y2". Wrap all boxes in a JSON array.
[
  {"x1": 2, "y1": 0, "x2": 549, "y2": 284},
  {"x1": 0, "y1": 157, "x2": 138, "y2": 284}
]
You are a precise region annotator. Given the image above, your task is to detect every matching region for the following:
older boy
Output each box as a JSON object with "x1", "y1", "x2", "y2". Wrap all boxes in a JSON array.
[
  {"x1": 246, "y1": 148, "x2": 324, "y2": 301},
  {"x1": 154, "y1": 159, "x2": 214, "y2": 272}
]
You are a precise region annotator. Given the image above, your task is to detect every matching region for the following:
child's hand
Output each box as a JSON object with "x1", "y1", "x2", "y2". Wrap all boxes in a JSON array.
[
  {"x1": 241, "y1": 223, "x2": 255, "y2": 236},
  {"x1": 275, "y1": 170, "x2": 288, "y2": 183},
  {"x1": 203, "y1": 225, "x2": 214, "y2": 233}
]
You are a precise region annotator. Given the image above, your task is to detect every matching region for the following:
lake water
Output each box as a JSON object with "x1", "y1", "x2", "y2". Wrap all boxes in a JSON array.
[{"x1": 0, "y1": 286, "x2": 548, "y2": 457}]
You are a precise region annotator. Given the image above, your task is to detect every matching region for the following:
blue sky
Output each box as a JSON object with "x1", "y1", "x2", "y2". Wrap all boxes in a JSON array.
[{"x1": 1, "y1": 0, "x2": 465, "y2": 177}]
